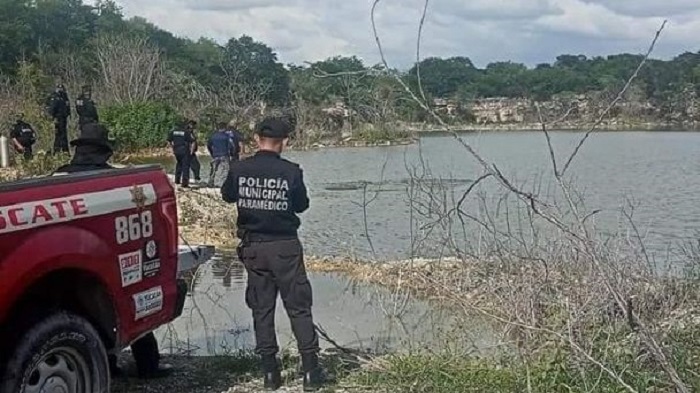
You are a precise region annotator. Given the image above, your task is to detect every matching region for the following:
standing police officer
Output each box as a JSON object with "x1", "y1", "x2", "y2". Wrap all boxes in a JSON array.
[
  {"x1": 186, "y1": 120, "x2": 202, "y2": 184},
  {"x1": 48, "y1": 83, "x2": 71, "y2": 154},
  {"x1": 76, "y1": 85, "x2": 99, "y2": 131},
  {"x1": 167, "y1": 121, "x2": 195, "y2": 188},
  {"x1": 221, "y1": 116, "x2": 326, "y2": 391}
]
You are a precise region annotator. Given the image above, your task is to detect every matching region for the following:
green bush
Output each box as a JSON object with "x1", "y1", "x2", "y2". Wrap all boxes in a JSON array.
[
  {"x1": 101, "y1": 101, "x2": 182, "y2": 151},
  {"x1": 349, "y1": 333, "x2": 700, "y2": 393},
  {"x1": 355, "y1": 123, "x2": 413, "y2": 143}
]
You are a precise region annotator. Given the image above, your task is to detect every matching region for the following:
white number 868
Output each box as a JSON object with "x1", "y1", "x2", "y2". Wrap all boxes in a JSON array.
[{"x1": 115, "y1": 211, "x2": 153, "y2": 244}]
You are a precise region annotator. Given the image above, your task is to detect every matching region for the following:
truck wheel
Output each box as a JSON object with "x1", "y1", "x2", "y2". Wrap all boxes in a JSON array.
[{"x1": 1, "y1": 312, "x2": 109, "y2": 393}]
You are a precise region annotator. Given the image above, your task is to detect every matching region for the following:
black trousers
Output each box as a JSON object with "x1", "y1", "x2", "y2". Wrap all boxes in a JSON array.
[
  {"x1": 190, "y1": 154, "x2": 201, "y2": 181},
  {"x1": 174, "y1": 151, "x2": 191, "y2": 186},
  {"x1": 238, "y1": 238, "x2": 319, "y2": 368},
  {"x1": 108, "y1": 332, "x2": 160, "y2": 375},
  {"x1": 16, "y1": 142, "x2": 33, "y2": 160},
  {"x1": 131, "y1": 332, "x2": 161, "y2": 374},
  {"x1": 22, "y1": 145, "x2": 33, "y2": 160},
  {"x1": 53, "y1": 117, "x2": 69, "y2": 153}
]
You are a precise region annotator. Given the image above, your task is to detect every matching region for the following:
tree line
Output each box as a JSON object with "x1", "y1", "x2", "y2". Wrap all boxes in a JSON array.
[{"x1": 1, "y1": 0, "x2": 698, "y2": 150}]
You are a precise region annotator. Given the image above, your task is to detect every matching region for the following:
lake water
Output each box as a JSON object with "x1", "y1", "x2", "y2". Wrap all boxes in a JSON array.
[
  {"x1": 154, "y1": 131, "x2": 700, "y2": 262},
  {"x1": 156, "y1": 253, "x2": 494, "y2": 356},
  {"x1": 151, "y1": 130, "x2": 700, "y2": 355}
]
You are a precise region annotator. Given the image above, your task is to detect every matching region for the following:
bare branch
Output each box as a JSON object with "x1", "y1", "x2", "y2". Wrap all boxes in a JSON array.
[{"x1": 560, "y1": 20, "x2": 667, "y2": 176}]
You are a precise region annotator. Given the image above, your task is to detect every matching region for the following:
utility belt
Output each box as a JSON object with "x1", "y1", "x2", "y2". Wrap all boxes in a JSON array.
[
  {"x1": 172, "y1": 145, "x2": 190, "y2": 155},
  {"x1": 241, "y1": 232, "x2": 297, "y2": 244},
  {"x1": 236, "y1": 231, "x2": 298, "y2": 264},
  {"x1": 237, "y1": 230, "x2": 297, "y2": 251}
]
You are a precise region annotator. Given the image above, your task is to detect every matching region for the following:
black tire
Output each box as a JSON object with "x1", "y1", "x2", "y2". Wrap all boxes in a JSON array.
[{"x1": 0, "y1": 312, "x2": 110, "y2": 393}]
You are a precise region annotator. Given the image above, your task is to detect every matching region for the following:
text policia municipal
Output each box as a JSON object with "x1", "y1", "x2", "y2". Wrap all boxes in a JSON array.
[{"x1": 237, "y1": 176, "x2": 290, "y2": 211}]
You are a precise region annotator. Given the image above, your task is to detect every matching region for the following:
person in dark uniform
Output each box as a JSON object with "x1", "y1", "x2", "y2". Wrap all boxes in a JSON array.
[
  {"x1": 9, "y1": 113, "x2": 37, "y2": 160},
  {"x1": 221, "y1": 116, "x2": 326, "y2": 391},
  {"x1": 186, "y1": 120, "x2": 202, "y2": 184},
  {"x1": 53, "y1": 121, "x2": 174, "y2": 379},
  {"x1": 48, "y1": 83, "x2": 71, "y2": 154},
  {"x1": 76, "y1": 85, "x2": 99, "y2": 131},
  {"x1": 226, "y1": 121, "x2": 246, "y2": 162},
  {"x1": 207, "y1": 122, "x2": 236, "y2": 188},
  {"x1": 167, "y1": 121, "x2": 195, "y2": 188}
]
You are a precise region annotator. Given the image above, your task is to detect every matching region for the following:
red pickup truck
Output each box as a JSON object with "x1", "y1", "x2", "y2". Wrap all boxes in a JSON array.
[{"x1": 0, "y1": 165, "x2": 213, "y2": 393}]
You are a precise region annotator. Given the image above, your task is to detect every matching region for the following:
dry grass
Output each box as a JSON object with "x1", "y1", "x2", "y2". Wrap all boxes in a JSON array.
[
  {"x1": 307, "y1": 255, "x2": 700, "y2": 347},
  {"x1": 176, "y1": 187, "x2": 238, "y2": 248}
]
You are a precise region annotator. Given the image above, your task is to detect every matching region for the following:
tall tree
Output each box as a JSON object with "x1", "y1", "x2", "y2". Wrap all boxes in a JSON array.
[{"x1": 220, "y1": 35, "x2": 289, "y2": 106}]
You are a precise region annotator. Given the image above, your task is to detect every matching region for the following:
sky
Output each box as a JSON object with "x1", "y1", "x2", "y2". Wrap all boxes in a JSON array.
[{"x1": 105, "y1": 0, "x2": 700, "y2": 68}]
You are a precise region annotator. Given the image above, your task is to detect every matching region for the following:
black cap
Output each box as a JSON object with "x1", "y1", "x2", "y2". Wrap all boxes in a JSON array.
[
  {"x1": 70, "y1": 123, "x2": 113, "y2": 151},
  {"x1": 255, "y1": 117, "x2": 293, "y2": 139}
]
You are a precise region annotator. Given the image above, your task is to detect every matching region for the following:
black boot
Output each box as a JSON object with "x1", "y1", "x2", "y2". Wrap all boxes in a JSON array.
[
  {"x1": 132, "y1": 333, "x2": 174, "y2": 379},
  {"x1": 303, "y1": 368, "x2": 327, "y2": 392},
  {"x1": 301, "y1": 353, "x2": 327, "y2": 391},
  {"x1": 261, "y1": 356, "x2": 282, "y2": 391},
  {"x1": 264, "y1": 370, "x2": 282, "y2": 391},
  {"x1": 108, "y1": 354, "x2": 124, "y2": 378}
]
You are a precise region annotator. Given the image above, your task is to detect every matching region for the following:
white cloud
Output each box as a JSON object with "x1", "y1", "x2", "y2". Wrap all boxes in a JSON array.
[{"x1": 106, "y1": 0, "x2": 700, "y2": 68}]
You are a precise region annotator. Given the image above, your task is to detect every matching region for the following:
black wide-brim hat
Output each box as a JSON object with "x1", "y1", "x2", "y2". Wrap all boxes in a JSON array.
[{"x1": 70, "y1": 123, "x2": 113, "y2": 151}]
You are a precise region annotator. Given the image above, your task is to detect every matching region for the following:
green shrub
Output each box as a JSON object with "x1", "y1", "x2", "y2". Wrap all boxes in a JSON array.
[
  {"x1": 355, "y1": 123, "x2": 413, "y2": 143},
  {"x1": 349, "y1": 334, "x2": 700, "y2": 393},
  {"x1": 101, "y1": 101, "x2": 182, "y2": 151}
]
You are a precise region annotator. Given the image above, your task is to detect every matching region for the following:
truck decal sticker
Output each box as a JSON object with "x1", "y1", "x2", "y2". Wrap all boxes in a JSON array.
[
  {"x1": 145, "y1": 239, "x2": 158, "y2": 259},
  {"x1": 0, "y1": 184, "x2": 157, "y2": 235},
  {"x1": 119, "y1": 250, "x2": 143, "y2": 287},
  {"x1": 143, "y1": 259, "x2": 161, "y2": 278},
  {"x1": 142, "y1": 240, "x2": 160, "y2": 278},
  {"x1": 115, "y1": 210, "x2": 154, "y2": 245},
  {"x1": 133, "y1": 286, "x2": 163, "y2": 320}
]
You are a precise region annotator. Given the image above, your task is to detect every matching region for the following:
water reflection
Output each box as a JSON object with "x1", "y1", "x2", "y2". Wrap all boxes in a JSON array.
[
  {"x1": 209, "y1": 252, "x2": 244, "y2": 289},
  {"x1": 158, "y1": 254, "x2": 497, "y2": 357}
]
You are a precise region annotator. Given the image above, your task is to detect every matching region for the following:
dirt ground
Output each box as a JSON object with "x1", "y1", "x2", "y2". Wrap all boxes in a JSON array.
[{"x1": 111, "y1": 350, "x2": 374, "y2": 393}]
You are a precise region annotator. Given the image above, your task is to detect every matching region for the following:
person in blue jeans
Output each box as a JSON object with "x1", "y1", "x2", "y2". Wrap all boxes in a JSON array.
[{"x1": 207, "y1": 122, "x2": 237, "y2": 187}]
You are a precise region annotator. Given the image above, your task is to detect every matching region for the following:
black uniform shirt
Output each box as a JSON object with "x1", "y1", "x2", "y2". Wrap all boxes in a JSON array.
[
  {"x1": 10, "y1": 121, "x2": 36, "y2": 145},
  {"x1": 76, "y1": 94, "x2": 99, "y2": 124},
  {"x1": 49, "y1": 92, "x2": 71, "y2": 119},
  {"x1": 222, "y1": 150, "x2": 310, "y2": 240},
  {"x1": 167, "y1": 129, "x2": 194, "y2": 155}
]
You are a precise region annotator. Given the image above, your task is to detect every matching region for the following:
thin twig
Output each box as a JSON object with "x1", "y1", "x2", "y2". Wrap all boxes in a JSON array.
[{"x1": 560, "y1": 20, "x2": 667, "y2": 176}]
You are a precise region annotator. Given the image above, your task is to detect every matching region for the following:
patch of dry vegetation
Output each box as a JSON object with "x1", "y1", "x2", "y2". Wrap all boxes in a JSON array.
[{"x1": 176, "y1": 187, "x2": 238, "y2": 248}]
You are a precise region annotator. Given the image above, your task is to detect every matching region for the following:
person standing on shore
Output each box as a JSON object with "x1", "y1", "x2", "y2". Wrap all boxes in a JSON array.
[
  {"x1": 76, "y1": 85, "x2": 99, "y2": 131},
  {"x1": 226, "y1": 120, "x2": 246, "y2": 162},
  {"x1": 221, "y1": 116, "x2": 326, "y2": 391},
  {"x1": 207, "y1": 122, "x2": 235, "y2": 187},
  {"x1": 167, "y1": 121, "x2": 195, "y2": 188},
  {"x1": 48, "y1": 83, "x2": 71, "y2": 154},
  {"x1": 186, "y1": 120, "x2": 202, "y2": 184}
]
